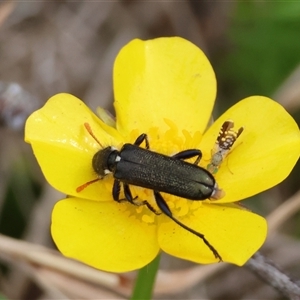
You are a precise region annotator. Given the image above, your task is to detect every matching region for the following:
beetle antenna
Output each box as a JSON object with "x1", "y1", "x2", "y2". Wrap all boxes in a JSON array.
[
  {"x1": 84, "y1": 122, "x2": 104, "y2": 148},
  {"x1": 76, "y1": 178, "x2": 100, "y2": 192}
]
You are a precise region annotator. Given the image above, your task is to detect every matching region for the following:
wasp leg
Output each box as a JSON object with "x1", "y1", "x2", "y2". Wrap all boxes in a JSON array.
[
  {"x1": 153, "y1": 190, "x2": 222, "y2": 262},
  {"x1": 172, "y1": 149, "x2": 202, "y2": 165}
]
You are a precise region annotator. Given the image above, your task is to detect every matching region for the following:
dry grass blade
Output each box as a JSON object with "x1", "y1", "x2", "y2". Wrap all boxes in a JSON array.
[
  {"x1": 0, "y1": 234, "x2": 120, "y2": 290},
  {"x1": 34, "y1": 268, "x2": 125, "y2": 300},
  {"x1": 154, "y1": 263, "x2": 227, "y2": 295},
  {"x1": 274, "y1": 64, "x2": 300, "y2": 112},
  {"x1": 267, "y1": 189, "x2": 300, "y2": 234},
  {"x1": 0, "y1": 1, "x2": 16, "y2": 28}
]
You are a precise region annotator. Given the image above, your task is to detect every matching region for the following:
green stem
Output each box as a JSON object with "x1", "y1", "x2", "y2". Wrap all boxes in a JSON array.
[{"x1": 130, "y1": 254, "x2": 161, "y2": 300}]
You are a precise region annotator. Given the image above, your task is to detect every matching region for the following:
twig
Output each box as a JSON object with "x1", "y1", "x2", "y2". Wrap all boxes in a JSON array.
[
  {"x1": 244, "y1": 190, "x2": 300, "y2": 299},
  {"x1": 246, "y1": 252, "x2": 300, "y2": 300}
]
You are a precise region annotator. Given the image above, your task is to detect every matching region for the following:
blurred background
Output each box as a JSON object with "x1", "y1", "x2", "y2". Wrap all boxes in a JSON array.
[{"x1": 0, "y1": 1, "x2": 300, "y2": 299}]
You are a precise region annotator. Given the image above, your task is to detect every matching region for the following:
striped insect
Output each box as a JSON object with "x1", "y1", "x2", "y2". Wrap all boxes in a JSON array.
[{"x1": 207, "y1": 120, "x2": 244, "y2": 174}]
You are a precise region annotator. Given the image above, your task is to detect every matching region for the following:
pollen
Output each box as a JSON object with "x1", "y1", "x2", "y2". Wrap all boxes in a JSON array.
[
  {"x1": 142, "y1": 214, "x2": 155, "y2": 224},
  {"x1": 171, "y1": 194, "x2": 204, "y2": 217}
]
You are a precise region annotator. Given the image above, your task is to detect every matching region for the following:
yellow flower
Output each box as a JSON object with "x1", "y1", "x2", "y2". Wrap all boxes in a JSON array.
[{"x1": 25, "y1": 37, "x2": 300, "y2": 273}]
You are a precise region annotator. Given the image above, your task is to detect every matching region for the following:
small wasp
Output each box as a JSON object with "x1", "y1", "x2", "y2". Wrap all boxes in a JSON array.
[{"x1": 207, "y1": 120, "x2": 244, "y2": 174}]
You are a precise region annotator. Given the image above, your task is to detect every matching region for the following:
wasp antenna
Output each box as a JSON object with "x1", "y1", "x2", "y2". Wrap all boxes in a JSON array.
[
  {"x1": 237, "y1": 126, "x2": 244, "y2": 138},
  {"x1": 84, "y1": 122, "x2": 103, "y2": 148},
  {"x1": 76, "y1": 178, "x2": 100, "y2": 192}
]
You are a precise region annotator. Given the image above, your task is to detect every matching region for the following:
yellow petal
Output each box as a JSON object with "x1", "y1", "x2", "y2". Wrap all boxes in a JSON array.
[
  {"x1": 114, "y1": 37, "x2": 216, "y2": 139},
  {"x1": 158, "y1": 203, "x2": 267, "y2": 265},
  {"x1": 51, "y1": 197, "x2": 160, "y2": 272},
  {"x1": 25, "y1": 93, "x2": 123, "y2": 201},
  {"x1": 200, "y1": 96, "x2": 300, "y2": 202}
]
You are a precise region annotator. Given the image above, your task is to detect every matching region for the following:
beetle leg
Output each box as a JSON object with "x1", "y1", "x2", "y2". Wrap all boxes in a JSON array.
[
  {"x1": 132, "y1": 198, "x2": 161, "y2": 215},
  {"x1": 123, "y1": 183, "x2": 137, "y2": 204},
  {"x1": 172, "y1": 149, "x2": 202, "y2": 165},
  {"x1": 143, "y1": 201, "x2": 161, "y2": 215},
  {"x1": 124, "y1": 184, "x2": 161, "y2": 215},
  {"x1": 112, "y1": 180, "x2": 122, "y2": 202},
  {"x1": 134, "y1": 133, "x2": 149, "y2": 149},
  {"x1": 153, "y1": 191, "x2": 222, "y2": 262},
  {"x1": 114, "y1": 180, "x2": 160, "y2": 214},
  {"x1": 113, "y1": 180, "x2": 135, "y2": 203}
]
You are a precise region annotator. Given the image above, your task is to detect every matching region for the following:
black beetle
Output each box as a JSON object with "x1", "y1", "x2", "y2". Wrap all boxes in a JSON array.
[{"x1": 77, "y1": 123, "x2": 224, "y2": 261}]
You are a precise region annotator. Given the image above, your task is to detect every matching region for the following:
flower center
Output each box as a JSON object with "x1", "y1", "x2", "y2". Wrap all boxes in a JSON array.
[{"x1": 122, "y1": 119, "x2": 206, "y2": 224}]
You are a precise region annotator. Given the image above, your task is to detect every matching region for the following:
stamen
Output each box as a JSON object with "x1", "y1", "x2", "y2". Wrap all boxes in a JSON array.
[
  {"x1": 84, "y1": 122, "x2": 104, "y2": 148},
  {"x1": 142, "y1": 214, "x2": 155, "y2": 224}
]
